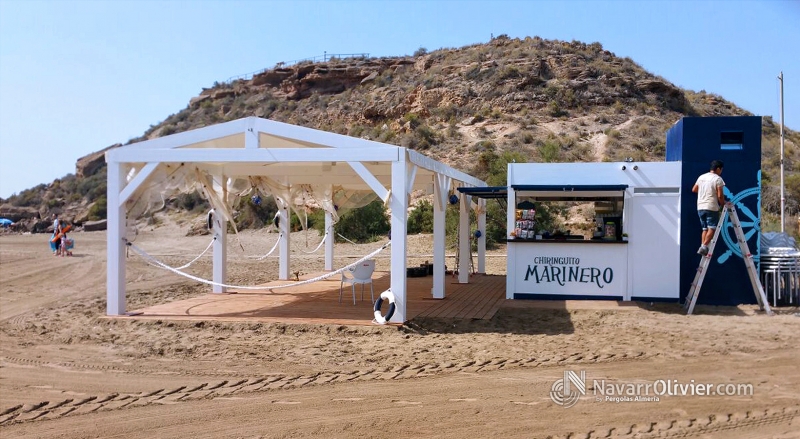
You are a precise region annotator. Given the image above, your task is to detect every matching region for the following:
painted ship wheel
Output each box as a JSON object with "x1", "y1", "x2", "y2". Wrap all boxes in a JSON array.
[{"x1": 716, "y1": 174, "x2": 761, "y2": 265}]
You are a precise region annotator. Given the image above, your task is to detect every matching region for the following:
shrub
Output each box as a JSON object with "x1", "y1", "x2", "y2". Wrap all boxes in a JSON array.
[
  {"x1": 408, "y1": 200, "x2": 434, "y2": 234},
  {"x1": 521, "y1": 131, "x2": 535, "y2": 144},
  {"x1": 498, "y1": 65, "x2": 521, "y2": 80},
  {"x1": 161, "y1": 125, "x2": 177, "y2": 136},
  {"x1": 472, "y1": 140, "x2": 495, "y2": 153},
  {"x1": 232, "y1": 195, "x2": 278, "y2": 229},
  {"x1": 539, "y1": 139, "x2": 562, "y2": 162},
  {"x1": 414, "y1": 124, "x2": 439, "y2": 148},
  {"x1": 547, "y1": 100, "x2": 567, "y2": 117},
  {"x1": 403, "y1": 112, "x2": 422, "y2": 129},
  {"x1": 9, "y1": 184, "x2": 45, "y2": 207},
  {"x1": 333, "y1": 201, "x2": 390, "y2": 243},
  {"x1": 88, "y1": 197, "x2": 107, "y2": 220},
  {"x1": 174, "y1": 190, "x2": 209, "y2": 213},
  {"x1": 471, "y1": 150, "x2": 526, "y2": 185},
  {"x1": 76, "y1": 167, "x2": 107, "y2": 202},
  {"x1": 484, "y1": 201, "x2": 507, "y2": 248}
]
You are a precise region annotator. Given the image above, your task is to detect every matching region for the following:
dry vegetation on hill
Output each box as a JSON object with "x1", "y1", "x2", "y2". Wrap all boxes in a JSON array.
[{"x1": 2, "y1": 35, "x2": 798, "y2": 236}]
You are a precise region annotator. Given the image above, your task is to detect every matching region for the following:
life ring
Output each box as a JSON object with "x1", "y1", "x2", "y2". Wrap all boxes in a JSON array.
[{"x1": 373, "y1": 289, "x2": 396, "y2": 325}]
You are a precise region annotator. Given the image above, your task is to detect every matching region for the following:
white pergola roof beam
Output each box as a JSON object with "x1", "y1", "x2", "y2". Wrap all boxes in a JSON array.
[
  {"x1": 123, "y1": 119, "x2": 249, "y2": 150},
  {"x1": 408, "y1": 149, "x2": 484, "y2": 188},
  {"x1": 108, "y1": 147, "x2": 400, "y2": 164},
  {"x1": 253, "y1": 117, "x2": 400, "y2": 150}
]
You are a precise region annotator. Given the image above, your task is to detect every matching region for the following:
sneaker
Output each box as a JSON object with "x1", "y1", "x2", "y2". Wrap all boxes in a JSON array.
[{"x1": 697, "y1": 245, "x2": 709, "y2": 256}]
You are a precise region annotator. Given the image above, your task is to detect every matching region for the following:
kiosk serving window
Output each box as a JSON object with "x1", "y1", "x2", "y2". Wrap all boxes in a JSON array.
[{"x1": 510, "y1": 185, "x2": 627, "y2": 242}]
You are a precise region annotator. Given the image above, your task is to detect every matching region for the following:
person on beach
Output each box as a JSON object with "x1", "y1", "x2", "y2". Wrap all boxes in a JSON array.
[
  {"x1": 52, "y1": 213, "x2": 62, "y2": 256},
  {"x1": 692, "y1": 160, "x2": 728, "y2": 255}
]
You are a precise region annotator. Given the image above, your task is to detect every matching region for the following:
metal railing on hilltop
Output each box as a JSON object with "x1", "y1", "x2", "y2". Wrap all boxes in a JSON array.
[{"x1": 226, "y1": 52, "x2": 370, "y2": 84}]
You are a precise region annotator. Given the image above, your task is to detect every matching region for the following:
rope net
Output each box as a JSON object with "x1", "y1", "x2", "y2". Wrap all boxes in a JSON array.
[{"x1": 126, "y1": 239, "x2": 390, "y2": 291}]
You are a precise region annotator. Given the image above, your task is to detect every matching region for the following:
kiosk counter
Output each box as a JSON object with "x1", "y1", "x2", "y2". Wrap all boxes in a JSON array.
[{"x1": 505, "y1": 162, "x2": 682, "y2": 302}]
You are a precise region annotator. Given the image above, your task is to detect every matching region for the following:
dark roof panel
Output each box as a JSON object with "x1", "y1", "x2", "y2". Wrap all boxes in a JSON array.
[
  {"x1": 511, "y1": 184, "x2": 628, "y2": 191},
  {"x1": 457, "y1": 186, "x2": 508, "y2": 199}
]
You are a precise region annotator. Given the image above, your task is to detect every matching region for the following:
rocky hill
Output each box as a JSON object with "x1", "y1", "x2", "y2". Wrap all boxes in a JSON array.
[{"x1": 2, "y1": 35, "x2": 798, "y2": 234}]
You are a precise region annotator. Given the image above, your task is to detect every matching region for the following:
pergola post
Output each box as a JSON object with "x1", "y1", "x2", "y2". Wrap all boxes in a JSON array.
[
  {"x1": 106, "y1": 161, "x2": 126, "y2": 315},
  {"x1": 506, "y1": 186, "x2": 516, "y2": 299},
  {"x1": 477, "y1": 198, "x2": 486, "y2": 274},
  {"x1": 212, "y1": 209, "x2": 227, "y2": 293},
  {"x1": 278, "y1": 203, "x2": 290, "y2": 280},
  {"x1": 458, "y1": 190, "x2": 470, "y2": 283},
  {"x1": 324, "y1": 210, "x2": 334, "y2": 271},
  {"x1": 432, "y1": 174, "x2": 450, "y2": 298},
  {"x1": 389, "y1": 151, "x2": 408, "y2": 322}
]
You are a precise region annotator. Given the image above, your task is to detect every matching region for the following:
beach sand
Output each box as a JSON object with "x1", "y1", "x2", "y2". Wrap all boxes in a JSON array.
[{"x1": 1, "y1": 217, "x2": 799, "y2": 438}]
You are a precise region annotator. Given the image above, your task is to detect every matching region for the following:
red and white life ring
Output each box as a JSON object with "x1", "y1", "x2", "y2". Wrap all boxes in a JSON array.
[{"x1": 373, "y1": 289, "x2": 396, "y2": 324}]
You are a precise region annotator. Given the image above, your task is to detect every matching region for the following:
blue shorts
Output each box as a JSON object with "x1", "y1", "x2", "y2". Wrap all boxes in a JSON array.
[{"x1": 698, "y1": 210, "x2": 720, "y2": 230}]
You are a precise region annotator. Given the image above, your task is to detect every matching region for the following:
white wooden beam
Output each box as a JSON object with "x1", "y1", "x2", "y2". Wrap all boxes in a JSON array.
[
  {"x1": 506, "y1": 186, "x2": 516, "y2": 299},
  {"x1": 108, "y1": 147, "x2": 400, "y2": 164},
  {"x1": 458, "y1": 190, "x2": 470, "y2": 284},
  {"x1": 432, "y1": 174, "x2": 449, "y2": 299},
  {"x1": 122, "y1": 118, "x2": 248, "y2": 150},
  {"x1": 106, "y1": 162, "x2": 126, "y2": 315},
  {"x1": 253, "y1": 117, "x2": 402, "y2": 150},
  {"x1": 347, "y1": 161, "x2": 390, "y2": 201},
  {"x1": 408, "y1": 149, "x2": 486, "y2": 188},
  {"x1": 212, "y1": 208, "x2": 227, "y2": 293},
  {"x1": 406, "y1": 163, "x2": 418, "y2": 195},
  {"x1": 324, "y1": 211, "x2": 334, "y2": 271},
  {"x1": 278, "y1": 203, "x2": 290, "y2": 280},
  {"x1": 118, "y1": 162, "x2": 159, "y2": 207},
  {"x1": 389, "y1": 153, "x2": 408, "y2": 323},
  {"x1": 228, "y1": 174, "x2": 394, "y2": 186},
  {"x1": 434, "y1": 174, "x2": 451, "y2": 211},
  {"x1": 476, "y1": 198, "x2": 486, "y2": 274}
]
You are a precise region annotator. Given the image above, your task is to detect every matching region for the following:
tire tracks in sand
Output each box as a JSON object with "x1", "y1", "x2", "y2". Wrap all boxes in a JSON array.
[{"x1": 0, "y1": 349, "x2": 649, "y2": 425}]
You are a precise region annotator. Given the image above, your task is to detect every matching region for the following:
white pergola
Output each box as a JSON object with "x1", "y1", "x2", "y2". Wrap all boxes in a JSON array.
[{"x1": 105, "y1": 116, "x2": 488, "y2": 323}]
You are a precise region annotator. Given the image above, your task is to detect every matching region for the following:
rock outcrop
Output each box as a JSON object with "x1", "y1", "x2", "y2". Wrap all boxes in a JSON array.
[
  {"x1": 76, "y1": 144, "x2": 119, "y2": 178},
  {"x1": 0, "y1": 204, "x2": 39, "y2": 222}
]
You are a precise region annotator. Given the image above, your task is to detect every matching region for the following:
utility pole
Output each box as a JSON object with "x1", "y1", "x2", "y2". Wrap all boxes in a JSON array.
[{"x1": 778, "y1": 72, "x2": 785, "y2": 233}]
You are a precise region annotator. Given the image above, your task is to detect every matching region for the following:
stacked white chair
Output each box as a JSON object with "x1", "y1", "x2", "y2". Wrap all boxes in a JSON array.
[{"x1": 760, "y1": 232, "x2": 800, "y2": 306}]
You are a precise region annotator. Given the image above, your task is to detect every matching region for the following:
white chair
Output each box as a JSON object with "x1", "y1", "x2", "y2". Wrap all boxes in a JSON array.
[{"x1": 339, "y1": 259, "x2": 376, "y2": 305}]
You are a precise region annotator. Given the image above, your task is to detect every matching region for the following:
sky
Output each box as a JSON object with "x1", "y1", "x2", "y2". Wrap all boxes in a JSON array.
[{"x1": 0, "y1": 0, "x2": 798, "y2": 199}]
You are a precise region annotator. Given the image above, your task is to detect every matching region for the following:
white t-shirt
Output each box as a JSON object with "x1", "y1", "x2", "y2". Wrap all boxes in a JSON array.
[{"x1": 695, "y1": 172, "x2": 725, "y2": 211}]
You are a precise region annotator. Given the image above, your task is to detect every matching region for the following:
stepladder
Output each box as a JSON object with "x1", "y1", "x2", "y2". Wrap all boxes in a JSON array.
[
  {"x1": 684, "y1": 204, "x2": 773, "y2": 316},
  {"x1": 452, "y1": 233, "x2": 475, "y2": 278}
]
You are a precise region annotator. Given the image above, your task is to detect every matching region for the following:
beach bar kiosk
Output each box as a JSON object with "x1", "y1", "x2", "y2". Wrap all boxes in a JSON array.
[
  {"x1": 497, "y1": 116, "x2": 763, "y2": 305},
  {"x1": 504, "y1": 161, "x2": 682, "y2": 301}
]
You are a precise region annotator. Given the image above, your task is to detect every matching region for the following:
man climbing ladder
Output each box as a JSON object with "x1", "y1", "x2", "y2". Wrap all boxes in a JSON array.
[{"x1": 684, "y1": 204, "x2": 773, "y2": 315}]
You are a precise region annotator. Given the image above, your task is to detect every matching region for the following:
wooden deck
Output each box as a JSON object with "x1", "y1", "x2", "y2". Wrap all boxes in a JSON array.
[
  {"x1": 120, "y1": 272, "x2": 507, "y2": 326},
  {"x1": 416, "y1": 274, "x2": 505, "y2": 320}
]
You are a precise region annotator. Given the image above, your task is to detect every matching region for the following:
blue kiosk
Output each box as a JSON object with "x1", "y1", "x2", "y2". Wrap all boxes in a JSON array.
[{"x1": 666, "y1": 116, "x2": 763, "y2": 306}]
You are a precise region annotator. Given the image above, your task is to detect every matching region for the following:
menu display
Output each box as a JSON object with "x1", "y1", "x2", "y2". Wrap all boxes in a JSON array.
[{"x1": 513, "y1": 208, "x2": 537, "y2": 239}]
